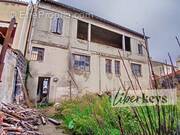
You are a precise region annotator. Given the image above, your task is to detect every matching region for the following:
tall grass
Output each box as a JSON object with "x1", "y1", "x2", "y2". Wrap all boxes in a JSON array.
[{"x1": 52, "y1": 94, "x2": 180, "y2": 135}]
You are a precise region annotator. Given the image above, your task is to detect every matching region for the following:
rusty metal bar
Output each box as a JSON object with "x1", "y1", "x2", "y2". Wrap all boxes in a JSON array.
[
  {"x1": 117, "y1": 50, "x2": 135, "y2": 90},
  {"x1": 69, "y1": 80, "x2": 72, "y2": 100},
  {"x1": 168, "y1": 53, "x2": 177, "y2": 78},
  {"x1": 164, "y1": 60, "x2": 172, "y2": 88},
  {"x1": 68, "y1": 71, "x2": 79, "y2": 90},
  {"x1": 175, "y1": 36, "x2": 180, "y2": 47},
  {"x1": 142, "y1": 28, "x2": 158, "y2": 89},
  {"x1": 127, "y1": 59, "x2": 142, "y2": 90}
]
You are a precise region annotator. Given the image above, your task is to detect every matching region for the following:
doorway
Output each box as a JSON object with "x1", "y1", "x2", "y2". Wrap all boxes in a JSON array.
[{"x1": 37, "y1": 77, "x2": 50, "y2": 103}]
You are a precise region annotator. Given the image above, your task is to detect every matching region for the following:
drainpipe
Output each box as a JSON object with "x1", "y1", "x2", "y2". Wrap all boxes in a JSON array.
[
  {"x1": 22, "y1": 1, "x2": 39, "y2": 105},
  {"x1": 88, "y1": 23, "x2": 91, "y2": 51},
  {"x1": 19, "y1": 2, "x2": 32, "y2": 53},
  {"x1": 142, "y1": 29, "x2": 156, "y2": 89},
  {"x1": 24, "y1": 2, "x2": 35, "y2": 56},
  {"x1": 68, "y1": 13, "x2": 73, "y2": 71}
]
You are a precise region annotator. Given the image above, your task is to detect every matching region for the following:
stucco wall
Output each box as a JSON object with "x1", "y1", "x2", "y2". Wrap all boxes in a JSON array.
[
  {"x1": 153, "y1": 64, "x2": 173, "y2": 77},
  {"x1": 27, "y1": 43, "x2": 70, "y2": 102},
  {"x1": 26, "y1": 3, "x2": 151, "y2": 102},
  {"x1": 0, "y1": 1, "x2": 31, "y2": 54}
]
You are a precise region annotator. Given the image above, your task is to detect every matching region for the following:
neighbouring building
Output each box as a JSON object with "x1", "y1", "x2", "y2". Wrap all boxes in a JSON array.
[
  {"x1": 25, "y1": 0, "x2": 151, "y2": 103},
  {"x1": 155, "y1": 70, "x2": 180, "y2": 89},
  {"x1": 0, "y1": 0, "x2": 32, "y2": 103},
  {"x1": 151, "y1": 60, "x2": 178, "y2": 77},
  {"x1": 152, "y1": 60, "x2": 179, "y2": 89}
]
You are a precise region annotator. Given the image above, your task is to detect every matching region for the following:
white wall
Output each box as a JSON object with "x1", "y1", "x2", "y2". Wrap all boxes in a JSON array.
[
  {"x1": 26, "y1": 3, "x2": 151, "y2": 102},
  {"x1": 0, "y1": 2, "x2": 31, "y2": 54}
]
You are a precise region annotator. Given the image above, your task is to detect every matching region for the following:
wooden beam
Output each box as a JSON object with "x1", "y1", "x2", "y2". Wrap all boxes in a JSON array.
[{"x1": 0, "y1": 17, "x2": 16, "y2": 82}]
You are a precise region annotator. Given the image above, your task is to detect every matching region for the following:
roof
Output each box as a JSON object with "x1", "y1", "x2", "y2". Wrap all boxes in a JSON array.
[
  {"x1": 40, "y1": 0, "x2": 148, "y2": 39},
  {"x1": 154, "y1": 70, "x2": 180, "y2": 80},
  {"x1": 161, "y1": 70, "x2": 180, "y2": 78},
  {"x1": 151, "y1": 60, "x2": 177, "y2": 67},
  {"x1": 0, "y1": 0, "x2": 28, "y2": 6}
]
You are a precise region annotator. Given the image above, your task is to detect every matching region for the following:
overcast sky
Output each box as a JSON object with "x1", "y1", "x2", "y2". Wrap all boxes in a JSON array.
[{"x1": 28, "y1": 0, "x2": 180, "y2": 64}]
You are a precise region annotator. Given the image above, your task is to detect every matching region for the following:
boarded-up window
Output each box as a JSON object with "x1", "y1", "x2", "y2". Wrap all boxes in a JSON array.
[
  {"x1": 91, "y1": 25, "x2": 123, "y2": 49},
  {"x1": 115, "y1": 60, "x2": 120, "y2": 74},
  {"x1": 73, "y1": 54, "x2": 90, "y2": 72},
  {"x1": 77, "y1": 20, "x2": 88, "y2": 40},
  {"x1": 138, "y1": 44, "x2": 143, "y2": 55},
  {"x1": 106, "y1": 59, "x2": 112, "y2": 73},
  {"x1": 125, "y1": 36, "x2": 131, "y2": 51},
  {"x1": 51, "y1": 16, "x2": 63, "y2": 34},
  {"x1": 131, "y1": 63, "x2": 142, "y2": 77},
  {"x1": 31, "y1": 47, "x2": 44, "y2": 61}
]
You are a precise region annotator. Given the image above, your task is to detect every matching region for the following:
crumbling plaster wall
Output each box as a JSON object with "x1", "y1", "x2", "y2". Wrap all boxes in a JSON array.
[
  {"x1": 27, "y1": 43, "x2": 70, "y2": 102},
  {"x1": 0, "y1": 49, "x2": 17, "y2": 103},
  {"x1": 0, "y1": 2, "x2": 31, "y2": 54},
  {"x1": 26, "y1": 3, "x2": 151, "y2": 102}
]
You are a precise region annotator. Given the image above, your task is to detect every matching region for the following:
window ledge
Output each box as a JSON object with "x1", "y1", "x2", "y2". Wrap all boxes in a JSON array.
[
  {"x1": 52, "y1": 32, "x2": 62, "y2": 35},
  {"x1": 30, "y1": 60, "x2": 44, "y2": 63},
  {"x1": 38, "y1": 30, "x2": 63, "y2": 37},
  {"x1": 77, "y1": 39, "x2": 88, "y2": 44},
  {"x1": 106, "y1": 72, "x2": 112, "y2": 74},
  {"x1": 115, "y1": 74, "x2": 121, "y2": 77},
  {"x1": 136, "y1": 53, "x2": 145, "y2": 57},
  {"x1": 106, "y1": 73, "x2": 113, "y2": 79},
  {"x1": 73, "y1": 69, "x2": 90, "y2": 74},
  {"x1": 133, "y1": 74, "x2": 143, "y2": 78},
  {"x1": 124, "y1": 50, "x2": 132, "y2": 53}
]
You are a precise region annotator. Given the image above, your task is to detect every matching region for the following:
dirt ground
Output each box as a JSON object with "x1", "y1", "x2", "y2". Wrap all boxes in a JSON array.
[
  {"x1": 37, "y1": 105, "x2": 69, "y2": 135},
  {"x1": 39, "y1": 123, "x2": 68, "y2": 135}
]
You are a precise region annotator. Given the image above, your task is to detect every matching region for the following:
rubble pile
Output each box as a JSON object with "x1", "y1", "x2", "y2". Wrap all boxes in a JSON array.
[{"x1": 0, "y1": 103, "x2": 44, "y2": 135}]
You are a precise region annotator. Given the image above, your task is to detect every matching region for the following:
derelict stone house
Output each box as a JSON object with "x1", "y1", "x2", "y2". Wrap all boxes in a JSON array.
[
  {"x1": 0, "y1": 0, "x2": 32, "y2": 103},
  {"x1": 25, "y1": 0, "x2": 151, "y2": 103}
]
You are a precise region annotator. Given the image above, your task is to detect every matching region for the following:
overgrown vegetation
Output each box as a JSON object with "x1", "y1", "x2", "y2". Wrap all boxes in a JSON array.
[
  {"x1": 51, "y1": 94, "x2": 180, "y2": 135},
  {"x1": 37, "y1": 102, "x2": 54, "y2": 109},
  {"x1": 25, "y1": 60, "x2": 32, "y2": 88}
]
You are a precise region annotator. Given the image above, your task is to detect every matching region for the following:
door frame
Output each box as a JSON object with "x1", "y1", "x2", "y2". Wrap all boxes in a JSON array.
[{"x1": 37, "y1": 77, "x2": 51, "y2": 103}]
